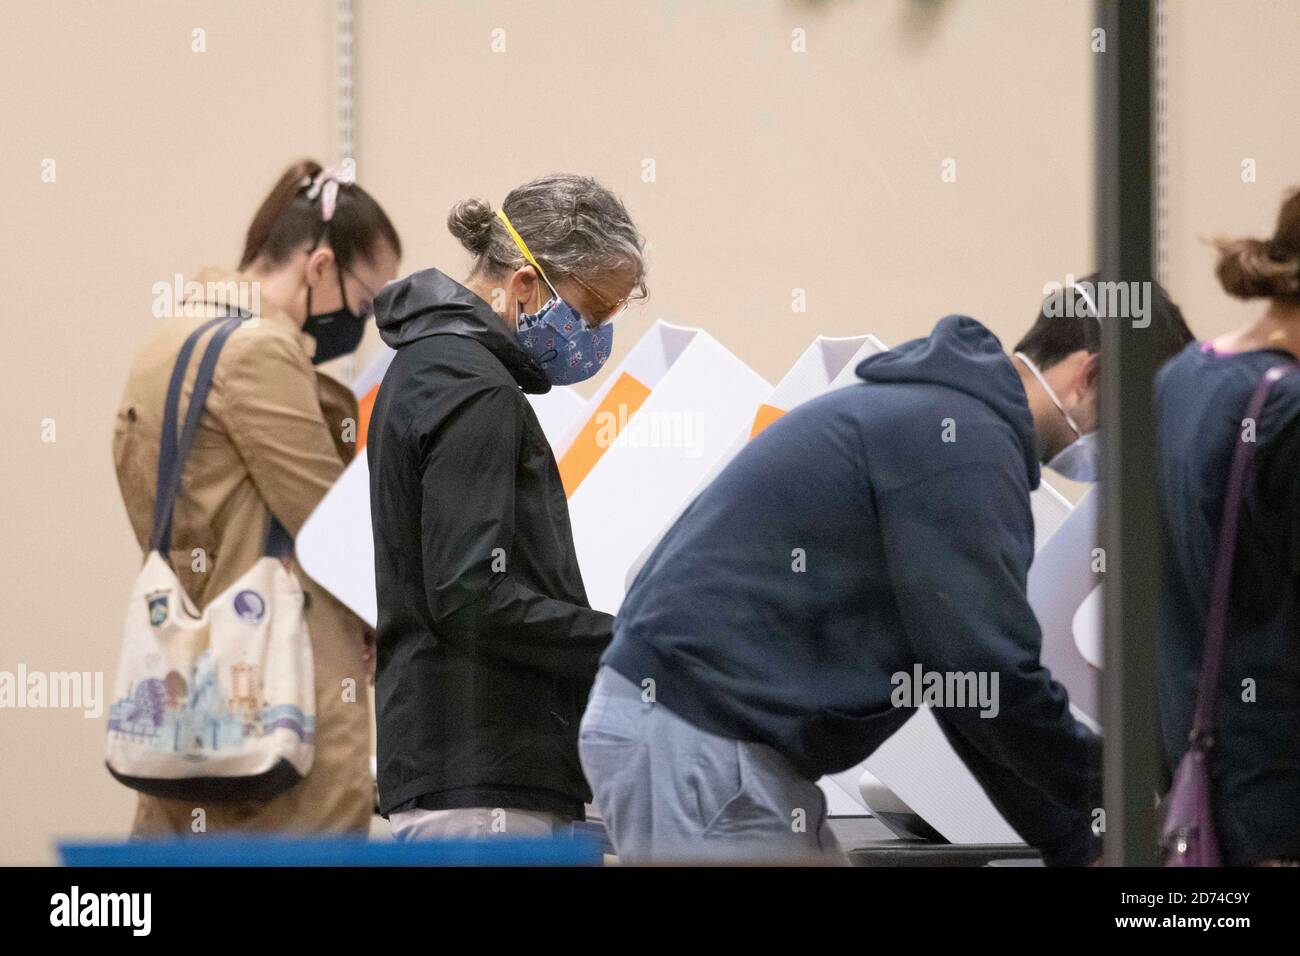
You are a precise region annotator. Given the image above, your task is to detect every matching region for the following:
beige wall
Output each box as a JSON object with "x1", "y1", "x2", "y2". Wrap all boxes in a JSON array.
[
  {"x1": 1161, "y1": 1, "x2": 1300, "y2": 328},
  {"x1": 352, "y1": 0, "x2": 1093, "y2": 385},
  {"x1": 1, "y1": 0, "x2": 1295, "y2": 864}
]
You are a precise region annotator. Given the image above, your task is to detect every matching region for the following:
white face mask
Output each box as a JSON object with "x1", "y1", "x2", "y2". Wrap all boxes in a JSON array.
[
  {"x1": 1014, "y1": 351, "x2": 1100, "y2": 483},
  {"x1": 1045, "y1": 430, "x2": 1100, "y2": 483}
]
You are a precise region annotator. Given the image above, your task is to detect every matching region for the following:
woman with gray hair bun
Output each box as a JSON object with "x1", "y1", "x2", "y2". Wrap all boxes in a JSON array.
[{"x1": 366, "y1": 174, "x2": 646, "y2": 842}]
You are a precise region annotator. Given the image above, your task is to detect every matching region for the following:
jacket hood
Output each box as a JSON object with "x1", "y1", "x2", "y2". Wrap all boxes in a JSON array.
[
  {"x1": 374, "y1": 267, "x2": 551, "y2": 394},
  {"x1": 855, "y1": 314, "x2": 1040, "y2": 487}
]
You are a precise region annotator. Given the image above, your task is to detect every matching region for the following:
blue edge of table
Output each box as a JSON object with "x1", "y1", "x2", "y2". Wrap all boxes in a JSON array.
[{"x1": 58, "y1": 834, "x2": 604, "y2": 867}]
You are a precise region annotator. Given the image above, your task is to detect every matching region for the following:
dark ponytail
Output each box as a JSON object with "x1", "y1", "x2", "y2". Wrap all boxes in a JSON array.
[{"x1": 239, "y1": 158, "x2": 402, "y2": 271}]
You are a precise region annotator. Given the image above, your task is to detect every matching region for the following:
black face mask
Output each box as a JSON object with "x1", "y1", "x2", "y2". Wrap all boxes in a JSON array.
[{"x1": 303, "y1": 264, "x2": 366, "y2": 364}]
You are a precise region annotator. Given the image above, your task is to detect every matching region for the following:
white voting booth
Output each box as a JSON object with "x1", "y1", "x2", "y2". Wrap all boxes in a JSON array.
[
  {"x1": 296, "y1": 347, "x2": 587, "y2": 626},
  {"x1": 550, "y1": 321, "x2": 772, "y2": 613},
  {"x1": 749, "y1": 334, "x2": 890, "y2": 438},
  {"x1": 1030, "y1": 486, "x2": 1102, "y2": 730}
]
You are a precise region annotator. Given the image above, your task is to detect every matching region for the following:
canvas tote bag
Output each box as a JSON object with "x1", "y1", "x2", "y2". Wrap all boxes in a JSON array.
[{"x1": 106, "y1": 314, "x2": 315, "y2": 801}]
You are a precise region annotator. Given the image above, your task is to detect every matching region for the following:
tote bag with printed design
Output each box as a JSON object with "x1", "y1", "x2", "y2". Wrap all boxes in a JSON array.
[{"x1": 106, "y1": 315, "x2": 315, "y2": 801}]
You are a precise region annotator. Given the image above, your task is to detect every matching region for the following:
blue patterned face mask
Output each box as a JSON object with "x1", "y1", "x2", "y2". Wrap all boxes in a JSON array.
[
  {"x1": 515, "y1": 295, "x2": 613, "y2": 385},
  {"x1": 496, "y1": 207, "x2": 615, "y2": 385}
]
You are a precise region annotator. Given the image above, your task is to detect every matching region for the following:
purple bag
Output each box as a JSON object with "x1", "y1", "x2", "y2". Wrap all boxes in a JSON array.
[{"x1": 1161, "y1": 362, "x2": 1299, "y2": 866}]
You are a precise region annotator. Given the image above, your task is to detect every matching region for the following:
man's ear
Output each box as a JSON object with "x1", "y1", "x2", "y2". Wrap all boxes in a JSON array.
[
  {"x1": 1080, "y1": 349, "x2": 1101, "y2": 392},
  {"x1": 1063, "y1": 349, "x2": 1100, "y2": 400},
  {"x1": 1067, "y1": 350, "x2": 1102, "y2": 429}
]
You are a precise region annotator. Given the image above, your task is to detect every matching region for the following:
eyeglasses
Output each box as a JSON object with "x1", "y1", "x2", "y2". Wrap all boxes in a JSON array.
[
  {"x1": 563, "y1": 272, "x2": 639, "y2": 326},
  {"x1": 339, "y1": 263, "x2": 382, "y2": 319}
]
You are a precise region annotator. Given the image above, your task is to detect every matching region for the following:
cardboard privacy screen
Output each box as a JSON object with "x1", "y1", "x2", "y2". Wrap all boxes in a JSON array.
[
  {"x1": 296, "y1": 347, "x2": 586, "y2": 626},
  {"x1": 1029, "y1": 485, "x2": 1102, "y2": 730},
  {"x1": 551, "y1": 321, "x2": 771, "y2": 614},
  {"x1": 622, "y1": 333, "x2": 890, "y2": 595},
  {"x1": 748, "y1": 333, "x2": 890, "y2": 438}
]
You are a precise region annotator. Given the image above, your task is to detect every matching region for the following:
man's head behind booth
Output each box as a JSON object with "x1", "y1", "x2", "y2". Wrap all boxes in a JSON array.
[{"x1": 1013, "y1": 273, "x2": 1193, "y2": 480}]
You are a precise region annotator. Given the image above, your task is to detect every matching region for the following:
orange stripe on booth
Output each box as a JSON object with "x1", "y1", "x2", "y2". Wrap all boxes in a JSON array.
[
  {"x1": 355, "y1": 384, "x2": 379, "y2": 455},
  {"x1": 557, "y1": 372, "x2": 652, "y2": 497},
  {"x1": 748, "y1": 403, "x2": 786, "y2": 440}
]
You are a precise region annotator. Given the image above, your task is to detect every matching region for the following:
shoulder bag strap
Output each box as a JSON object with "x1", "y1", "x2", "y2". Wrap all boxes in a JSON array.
[
  {"x1": 149, "y1": 316, "x2": 243, "y2": 554},
  {"x1": 1189, "y1": 361, "x2": 1300, "y2": 746}
]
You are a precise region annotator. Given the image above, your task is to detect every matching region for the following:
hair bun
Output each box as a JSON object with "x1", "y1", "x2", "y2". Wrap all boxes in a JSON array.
[
  {"x1": 447, "y1": 198, "x2": 496, "y2": 256},
  {"x1": 1215, "y1": 236, "x2": 1300, "y2": 300}
]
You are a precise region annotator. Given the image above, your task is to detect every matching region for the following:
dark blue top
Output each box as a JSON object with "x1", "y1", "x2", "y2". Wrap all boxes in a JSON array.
[
  {"x1": 603, "y1": 315, "x2": 1102, "y2": 866},
  {"x1": 1157, "y1": 341, "x2": 1300, "y2": 864}
]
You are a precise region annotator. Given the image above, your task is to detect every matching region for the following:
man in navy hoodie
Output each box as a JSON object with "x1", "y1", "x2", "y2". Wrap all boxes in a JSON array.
[{"x1": 581, "y1": 284, "x2": 1192, "y2": 865}]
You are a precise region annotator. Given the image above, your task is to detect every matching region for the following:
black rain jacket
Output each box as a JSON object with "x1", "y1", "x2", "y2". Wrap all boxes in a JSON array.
[{"x1": 368, "y1": 267, "x2": 613, "y2": 818}]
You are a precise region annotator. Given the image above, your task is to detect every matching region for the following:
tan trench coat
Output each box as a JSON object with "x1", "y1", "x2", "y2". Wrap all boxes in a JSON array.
[{"x1": 112, "y1": 267, "x2": 373, "y2": 835}]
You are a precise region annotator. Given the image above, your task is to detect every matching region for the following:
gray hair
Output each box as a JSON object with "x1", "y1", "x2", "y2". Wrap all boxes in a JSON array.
[{"x1": 447, "y1": 174, "x2": 647, "y2": 298}]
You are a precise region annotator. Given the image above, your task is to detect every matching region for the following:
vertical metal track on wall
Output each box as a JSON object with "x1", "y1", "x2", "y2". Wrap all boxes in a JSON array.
[
  {"x1": 336, "y1": 0, "x2": 357, "y2": 382},
  {"x1": 337, "y1": 0, "x2": 355, "y2": 167},
  {"x1": 1153, "y1": 0, "x2": 1169, "y2": 286},
  {"x1": 1095, "y1": 0, "x2": 1161, "y2": 867}
]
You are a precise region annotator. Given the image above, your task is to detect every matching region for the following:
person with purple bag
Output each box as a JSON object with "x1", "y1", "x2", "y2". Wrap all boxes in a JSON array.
[{"x1": 1157, "y1": 188, "x2": 1300, "y2": 867}]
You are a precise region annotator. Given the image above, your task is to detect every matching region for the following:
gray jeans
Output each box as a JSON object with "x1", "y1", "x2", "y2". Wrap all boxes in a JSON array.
[
  {"x1": 579, "y1": 666, "x2": 845, "y2": 865},
  {"x1": 388, "y1": 807, "x2": 561, "y2": 842}
]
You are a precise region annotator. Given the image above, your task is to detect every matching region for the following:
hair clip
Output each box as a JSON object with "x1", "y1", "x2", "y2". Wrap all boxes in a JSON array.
[{"x1": 307, "y1": 165, "x2": 357, "y2": 224}]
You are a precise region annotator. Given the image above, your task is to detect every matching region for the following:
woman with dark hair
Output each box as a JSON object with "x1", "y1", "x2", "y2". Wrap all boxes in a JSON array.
[
  {"x1": 1157, "y1": 188, "x2": 1300, "y2": 865},
  {"x1": 112, "y1": 159, "x2": 401, "y2": 834}
]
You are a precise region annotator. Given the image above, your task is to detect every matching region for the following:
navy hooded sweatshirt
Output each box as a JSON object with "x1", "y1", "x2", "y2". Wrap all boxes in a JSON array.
[{"x1": 602, "y1": 315, "x2": 1102, "y2": 865}]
